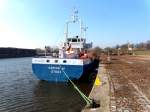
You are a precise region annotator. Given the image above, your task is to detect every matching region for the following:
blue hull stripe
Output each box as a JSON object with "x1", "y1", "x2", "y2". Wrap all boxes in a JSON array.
[{"x1": 32, "y1": 64, "x2": 83, "y2": 82}]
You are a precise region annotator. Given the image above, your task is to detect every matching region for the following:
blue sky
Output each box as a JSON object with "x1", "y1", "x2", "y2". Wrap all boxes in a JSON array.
[{"x1": 0, "y1": 0, "x2": 150, "y2": 49}]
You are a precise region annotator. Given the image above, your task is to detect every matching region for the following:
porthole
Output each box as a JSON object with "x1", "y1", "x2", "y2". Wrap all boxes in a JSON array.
[
  {"x1": 63, "y1": 60, "x2": 67, "y2": 63},
  {"x1": 46, "y1": 60, "x2": 50, "y2": 62},
  {"x1": 55, "y1": 60, "x2": 58, "y2": 63}
]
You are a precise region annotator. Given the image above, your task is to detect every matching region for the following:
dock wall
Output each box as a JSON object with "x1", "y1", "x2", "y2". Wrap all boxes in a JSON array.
[{"x1": 0, "y1": 48, "x2": 36, "y2": 58}]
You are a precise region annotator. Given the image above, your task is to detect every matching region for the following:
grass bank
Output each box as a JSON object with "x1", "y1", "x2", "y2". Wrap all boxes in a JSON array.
[{"x1": 134, "y1": 50, "x2": 150, "y2": 55}]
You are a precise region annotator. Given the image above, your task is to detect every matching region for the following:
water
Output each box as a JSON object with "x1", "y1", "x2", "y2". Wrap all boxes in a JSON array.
[{"x1": 0, "y1": 57, "x2": 87, "y2": 112}]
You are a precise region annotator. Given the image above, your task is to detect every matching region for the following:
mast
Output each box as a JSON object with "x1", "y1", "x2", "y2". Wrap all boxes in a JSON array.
[
  {"x1": 65, "y1": 8, "x2": 79, "y2": 40},
  {"x1": 65, "y1": 21, "x2": 69, "y2": 40},
  {"x1": 80, "y1": 19, "x2": 83, "y2": 40},
  {"x1": 64, "y1": 9, "x2": 89, "y2": 51}
]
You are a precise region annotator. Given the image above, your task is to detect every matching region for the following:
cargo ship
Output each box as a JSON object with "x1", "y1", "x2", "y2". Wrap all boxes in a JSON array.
[{"x1": 32, "y1": 10, "x2": 99, "y2": 82}]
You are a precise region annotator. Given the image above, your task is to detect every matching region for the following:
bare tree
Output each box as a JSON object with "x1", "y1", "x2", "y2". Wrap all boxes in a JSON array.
[{"x1": 146, "y1": 40, "x2": 150, "y2": 50}]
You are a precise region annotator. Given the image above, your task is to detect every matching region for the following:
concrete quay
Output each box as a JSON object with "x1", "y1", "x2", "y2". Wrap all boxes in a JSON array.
[{"x1": 82, "y1": 64, "x2": 110, "y2": 112}]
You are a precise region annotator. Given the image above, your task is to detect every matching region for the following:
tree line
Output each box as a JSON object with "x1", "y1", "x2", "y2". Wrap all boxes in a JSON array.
[
  {"x1": 35, "y1": 40, "x2": 150, "y2": 56},
  {"x1": 115, "y1": 40, "x2": 150, "y2": 50},
  {"x1": 93, "y1": 40, "x2": 150, "y2": 56}
]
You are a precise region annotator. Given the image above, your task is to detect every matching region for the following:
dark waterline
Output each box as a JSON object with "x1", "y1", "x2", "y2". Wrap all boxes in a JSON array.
[{"x1": 0, "y1": 57, "x2": 91, "y2": 112}]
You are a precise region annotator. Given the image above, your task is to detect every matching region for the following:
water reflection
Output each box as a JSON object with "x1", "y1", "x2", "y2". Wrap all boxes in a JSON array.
[
  {"x1": 33, "y1": 81, "x2": 85, "y2": 112},
  {"x1": 0, "y1": 57, "x2": 96, "y2": 112}
]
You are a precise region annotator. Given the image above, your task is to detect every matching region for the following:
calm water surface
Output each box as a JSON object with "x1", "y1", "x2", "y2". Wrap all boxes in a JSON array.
[{"x1": 0, "y1": 57, "x2": 86, "y2": 112}]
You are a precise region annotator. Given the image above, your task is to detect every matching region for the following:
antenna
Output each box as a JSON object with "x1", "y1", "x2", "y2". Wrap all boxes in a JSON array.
[
  {"x1": 72, "y1": 8, "x2": 78, "y2": 23},
  {"x1": 83, "y1": 26, "x2": 88, "y2": 38}
]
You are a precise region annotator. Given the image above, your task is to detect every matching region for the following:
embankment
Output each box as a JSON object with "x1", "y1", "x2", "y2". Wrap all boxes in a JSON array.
[{"x1": 0, "y1": 47, "x2": 36, "y2": 58}]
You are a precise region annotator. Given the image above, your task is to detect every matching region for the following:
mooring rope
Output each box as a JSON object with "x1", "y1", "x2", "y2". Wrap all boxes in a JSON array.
[{"x1": 59, "y1": 64, "x2": 92, "y2": 106}]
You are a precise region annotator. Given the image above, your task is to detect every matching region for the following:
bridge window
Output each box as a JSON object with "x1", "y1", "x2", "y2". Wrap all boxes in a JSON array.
[
  {"x1": 67, "y1": 39, "x2": 71, "y2": 42},
  {"x1": 72, "y1": 38, "x2": 77, "y2": 42}
]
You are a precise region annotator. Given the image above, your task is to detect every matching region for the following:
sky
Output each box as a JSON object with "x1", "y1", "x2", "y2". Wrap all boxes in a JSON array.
[{"x1": 0, "y1": 0, "x2": 150, "y2": 49}]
